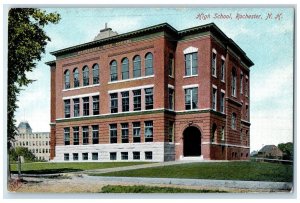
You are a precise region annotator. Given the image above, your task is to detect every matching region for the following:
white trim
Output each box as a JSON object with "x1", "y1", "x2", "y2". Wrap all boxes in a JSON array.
[
  {"x1": 221, "y1": 55, "x2": 225, "y2": 60},
  {"x1": 221, "y1": 89, "x2": 225, "y2": 93},
  {"x1": 183, "y1": 46, "x2": 198, "y2": 54},
  {"x1": 182, "y1": 84, "x2": 199, "y2": 89},
  {"x1": 62, "y1": 84, "x2": 100, "y2": 92},
  {"x1": 212, "y1": 48, "x2": 217, "y2": 54},
  {"x1": 245, "y1": 75, "x2": 249, "y2": 79},
  {"x1": 202, "y1": 142, "x2": 250, "y2": 149},
  {"x1": 175, "y1": 108, "x2": 211, "y2": 113},
  {"x1": 183, "y1": 75, "x2": 198, "y2": 78},
  {"x1": 108, "y1": 84, "x2": 154, "y2": 94},
  {"x1": 63, "y1": 92, "x2": 99, "y2": 100},
  {"x1": 168, "y1": 84, "x2": 174, "y2": 89},
  {"x1": 108, "y1": 75, "x2": 154, "y2": 84},
  {"x1": 212, "y1": 84, "x2": 217, "y2": 89}
]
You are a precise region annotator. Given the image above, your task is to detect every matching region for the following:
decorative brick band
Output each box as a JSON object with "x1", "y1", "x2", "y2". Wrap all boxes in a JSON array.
[
  {"x1": 108, "y1": 45, "x2": 154, "y2": 57},
  {"x1": 62, "y1": 56, "x2": 100, "y2": 67}
]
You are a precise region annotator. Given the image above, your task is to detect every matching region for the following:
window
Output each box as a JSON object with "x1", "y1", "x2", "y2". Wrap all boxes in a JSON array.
[
  {"x1": 64, "y1": 153, "x2": 69, "y2": 161},
  {"x1": 240, "y1": 129, "x2": 243, "y2": 141},
  {"x1": 121, "y1": 58, "x2": 129, "y2": 80},
  {"x1": 82, "y1": 153, "x2": 88, "y2": 160},
  {"x1": 145, "y1": 121, "x2": 153, "y2": 142},
  {"x1": 121, "y1": 152, "x2": 128, "y2": 160},
  {"x1": 110, "y1": 124, "x2": 117, "y2": 143},
  {"x1": 73, "y1": 127, "x2": 79, "y2": 145},
  {"x1": 110, "y1": 152, "x2": 117, "y2": 160},
  {"x1": 185, "y1": 87, "x2": 198, "y2": 110},
  {"x1": 121, "y1": 123, "x2": 129, "y2": 143},
  {"x1": 83, "y1": 97, "x2": 89, "y2": 116},
  {"x1": 231, "y1": 69, "x2": 237, "y2": 97},
  {"x1": 211, "y1": 123, "x2": 217, "y2": 142},
  {"x1": 212, "y1": 52, "x2": 217, "y2": 77},
  {"x1": 110, "y1": 93, "x2": 118, "y2": 113},
  {"x1": 82, "y1": 126, "x2": 89, "y2": 145},
  {"x1": 245, "y1": 78, "x2": 249, "y2": 97},
  {"x1": 133, "y1": 122, "x2": 141, "y2": 143},
  {"x1": 93, "y1": 95, "x2": 99, "y2": 115},
  {"x1": 133, "y1": 90, "x2": 141, "y2": 111},
  {"x1": 246, "y1": 105, "x2": 249, "y2": 120},
  {"x1": 92, "y1": 125, "x2": 99, "y2": 144},
  {"x1": 82, "y1": 66, "x2": 89, "y2": 86},
  {"x1": 168, "y1": 54, "x2": 174, "y2": 77},
  {"x1": 92, "y1": 153, "x2": 98, "y2": 160},
  {"x1": 185, "y1": 52, "x2": 198, "y2": 76},
  {"x1": 212, "y1": 88, "x2": 217, "y2": 111},
  {"x1": 64, "y1": 128, "x2": 70, "y2": 145},
  {"x1": 64, "y1": 100, "x2": 70, "y2": 118},
  {"x1": 240, "y1": 73, "x2": 244, "y2": 94},
  {"x1": 231, "y1": 113, "x2": 237, "y2": 129},
  {"x1": 121, "y1": 91, "x2": 129, "y2": 112},
  {"x1": 168, "y1": 88, "x2": 174, "y2": 110},
  {"x1": 221, "y1": 126, "x2": 225, "y2": 141},
  {"x1": 64, "y1": 70, "x2": 70, "y2": 89},
  {"x1": 73, "y1": 68, "x2": 80, "y2": 87},
  {"x1": 92, "y1": 64, "x2": 99, "y2": 84},
  {"x1": 73, "y1": 153, "x2": 78, "y2": 161},
  {"x1": 168, "y1": 121, "x2": 174, "y2": 142},
  {"x1": 133, "y1": 55, "x2": 141, "y2": 78},
  {"x1": 145, "y1": 88, "x2": 153, "y2": 110},
  {"x1": 221, "y1": 59, "x2": 225, "y2": 81},
  {"x1": 220, "y1": 92, "x2": 225, "y2": 113},
  {"x1": 133, "y1": 152, "x2": 140, "y2": 160},
  {"x1": 110, "y1": 60, "x2": 118, "y2": 81},
  {"x1": 145, "y1": 52, "x2": 154, "y2": 76},
  {"x1": 145, "y1": 151, "x2": 153, "y2": 160},
  {"x1": 73, "y1": 98, "x2": 80, "y2": 117}
]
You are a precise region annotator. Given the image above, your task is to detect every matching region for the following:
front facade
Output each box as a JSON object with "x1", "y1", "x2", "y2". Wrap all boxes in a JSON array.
[{"x1": 46, "y1": 23, "x2": 253, "y2": 162}]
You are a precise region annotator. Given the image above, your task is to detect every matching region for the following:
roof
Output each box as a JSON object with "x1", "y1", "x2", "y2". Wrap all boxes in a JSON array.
[
  {"x1": 17, "y1": 121, "x2": 32, "y2": 133},
  {"x1": 258, "y1": 145, "x2": 282, "y2": 153},
  {"x1": 47, "y1": 22, "x2": 254, "y2": 67}
]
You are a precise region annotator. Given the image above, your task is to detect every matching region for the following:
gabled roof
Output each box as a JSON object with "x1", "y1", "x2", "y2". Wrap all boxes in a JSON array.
[{"x1": 258, "y1": 145, "x2": 282, "y2": 153}]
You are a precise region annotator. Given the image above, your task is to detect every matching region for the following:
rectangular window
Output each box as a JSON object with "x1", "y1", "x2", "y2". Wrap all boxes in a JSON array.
[
  {"x1": 133, "y1": 152, "x2": 140, "y2": 160},
  {"x1": 168, "y1": 55, "x2": 174, "y2": 77},
  {"x1": 64, "y1": 100, "x2": 70, "y2": 118},
  {"x1": 133, "y1": 122, "x2": 141, "y2": 143},
  {"x1": 133, "y1": 90, "x2": 141, "y2": 111},
  {"x1": 83, "y1": 97, "x2": 89, "y2": 116},
  {"x1": 168, "y1": 121, "x2": 174, "y2": 142},
  {"x1": 121, "y1": 123, "x2": 129, "y2": 143},
  {"x1": 110, "y1": 124, "x2": 117, "y2": 143},
  {"x1": 240, "y1": 74, "x2": 244, "y2": 94},
  {"x1": 145, "y1": 88, "x2": 153, "y2": 110},
  {"x1": 221, "y1": 59, "x2": 225, "y2": 81},
  {"x1": 121, "y1": 152, "x2": 128, "y2": 160},
  {"x1": 93, "y1": 95, "x2": 99, "y2": 115},
  {"x1": 221, "y1": 126, "x2": 225, "y2": 141},
  {"x1": 246, "y1": 105, "x2": 249, "y2": 120},
  {"x1": 231, "y1": 113, "x2": 236, "y2": 130},
  {"x1": 92, "y1": 153, "x2": 98, "y2": 160},
  {"x1": 82, "y1": 126, "x2": 89, "y2": 145},
  {"x1": 212, "y1": 52, "x2": 217, "y2": 77},
  {"x1": 212, "y1": 88, "x2": 217, "y2": 111},
  {"x1": 92, "y1": 125, "x2": 99, "y2": 144},
  {"x1": 110, "y1": 93, "x2": 118, "y2": 113},
  {"x1": 168, "y1": 88, "x2": 174, "y2": 110},
  {"x1": 64, "y1": 153, "x2": 69, "y2": 161},
  {"x1": 185, "y1": 87, "x2": 198, "y2": 110},
  {"x1": 73, "y1": 98, "x2": 80, "y2": 117},
  {"x1": 145, "y1": 121, "x2": 153, "y2": 142},
  {"x1": 73, "y1": 153, "x2": 78, "y2": 161},
  {"x1": 121, "y1": 91, "x2": 129, "y2": 112},
  {"x1": 232, "y1": 70, "x2": 237, "y2": 97},
  {"x1": 82, "y1": 153, "x2": 88, "y2": 160},
  {"x1": 73, "y1": 126, "x2": 79, "y2": 145},
  {"x1": 220, "y1": 92, "x2": 225, "y2": 113},
  {"x1": 110, "y1": 152, "x2": 117, "y2": 160},
  {"x1": 245, "y1": 78, "x2": 249, "y2": 97},
  {"x1": 64, "y1": 128, "x2": 70, "y2": 145},
  {"x1": 145, "y1": 151, "x2": 153, "y2": 160},
  {"x1": 185, "y1": 52, "x2": 198, "y2": 76}
]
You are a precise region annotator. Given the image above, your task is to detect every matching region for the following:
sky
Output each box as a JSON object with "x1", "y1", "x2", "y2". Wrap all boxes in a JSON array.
[{"x1": 13, "y1": 7, "x2": 294, "y2": 151}]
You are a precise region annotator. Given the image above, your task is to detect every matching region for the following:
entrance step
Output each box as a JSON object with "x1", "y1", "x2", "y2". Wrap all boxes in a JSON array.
[{"x1": 179, "y1": 155, "x2": 204, "y2": 162}]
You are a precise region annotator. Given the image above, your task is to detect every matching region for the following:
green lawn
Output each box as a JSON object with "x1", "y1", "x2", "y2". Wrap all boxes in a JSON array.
[
  {"x1": 10, "y1": 162, "x2": 150, "y2": 174},
  {"x1": 100, "y1": 185, "x2": 227, "y2": 193},
  {"x1": 92, "y1": 161, "x2": 293, "y2": 182}
]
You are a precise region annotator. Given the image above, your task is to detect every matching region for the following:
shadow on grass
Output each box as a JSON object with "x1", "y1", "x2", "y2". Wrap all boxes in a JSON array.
[{"x1": 11, "y1": 168, "x2": 83, "y2": 174}]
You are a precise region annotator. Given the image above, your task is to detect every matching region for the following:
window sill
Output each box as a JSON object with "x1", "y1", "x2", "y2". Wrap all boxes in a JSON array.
[
  {"x1": 63, "y1": 84, "x2": 100, "y2": 92},
  {"x1": 221, "y1": 80, "x2": 225, "y2": 83},
  {"x1": 108, "y1": 75, "x2": 154, "y2": 84},
  {"x1": 183, "y1": 75, "x2": 198, "y2": 78},
  {"x1": 212, "y1": 75, "x2": 217, "y2": 78}
]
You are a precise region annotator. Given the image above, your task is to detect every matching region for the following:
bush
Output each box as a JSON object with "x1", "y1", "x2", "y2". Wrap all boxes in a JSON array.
[{"x1": 9, "y1": 147, "x2": 36, "y2": 162}]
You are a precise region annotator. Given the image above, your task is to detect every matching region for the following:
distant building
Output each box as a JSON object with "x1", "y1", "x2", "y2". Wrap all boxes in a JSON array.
[
  {"x1": 257, "y1": 145, "x2": 283, "y2": 159},
  {"x1": 12, "y1": 121, "x2": 51, "y2": 161}
]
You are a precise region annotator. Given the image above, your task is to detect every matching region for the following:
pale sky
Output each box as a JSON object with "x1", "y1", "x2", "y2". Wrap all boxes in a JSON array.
[{"x1": 14, "y1": 7, "x2": 294, "y2": 151}]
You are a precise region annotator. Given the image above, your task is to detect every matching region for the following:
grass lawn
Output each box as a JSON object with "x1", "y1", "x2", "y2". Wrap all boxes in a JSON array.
[
  {"x1": 100, "y1": 185, "x2": 227, "y2": 193},
  {"x1": 10, "y1": 162, "x2": 150, "y2": 174},
  {"x1": 92, "y1": 161, "x2": 293, "y2": 182}
]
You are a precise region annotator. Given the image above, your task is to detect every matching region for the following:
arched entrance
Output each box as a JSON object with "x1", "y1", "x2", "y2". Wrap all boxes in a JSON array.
[{"x1": 183, "y1": 126, "x2": 201, "y2": 156}]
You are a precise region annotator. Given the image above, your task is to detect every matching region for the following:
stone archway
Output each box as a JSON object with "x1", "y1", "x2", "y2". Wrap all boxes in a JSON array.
[{"x1": 183, "y1": 126, "x2": 201, "y2": 156}]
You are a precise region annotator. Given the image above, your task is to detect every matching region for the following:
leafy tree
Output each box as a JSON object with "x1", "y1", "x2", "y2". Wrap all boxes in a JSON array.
[
  {"x1": 9, "y1": 147, "x2": 36, "y2": 162},
  {"x1": 278, "y1": 142, "x2": 293, "y2": 160},
  {"x1": 8, "y1": 8, "x2": 60, "y2": 148}
]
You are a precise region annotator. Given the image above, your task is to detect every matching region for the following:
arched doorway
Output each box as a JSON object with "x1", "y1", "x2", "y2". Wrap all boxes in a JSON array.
[{"x1": 183, "y1": 126, "x2": 201, "y2": 156}]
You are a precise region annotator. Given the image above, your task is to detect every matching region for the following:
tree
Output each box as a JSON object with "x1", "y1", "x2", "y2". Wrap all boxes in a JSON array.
[
  {"x1": 277, "y1": 142, "x2": 293, "y2": 160},
  {"x1": 9, "y1": 147, "x2": 36, "y2": 162}
]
